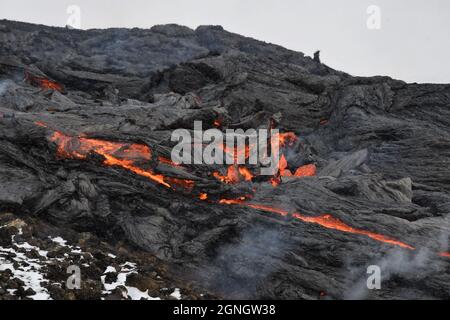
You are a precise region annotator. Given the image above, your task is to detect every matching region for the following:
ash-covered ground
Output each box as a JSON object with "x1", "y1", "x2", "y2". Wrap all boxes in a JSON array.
[{"x1": 0, "y1": 20, "x2": 449, "y2": 300}]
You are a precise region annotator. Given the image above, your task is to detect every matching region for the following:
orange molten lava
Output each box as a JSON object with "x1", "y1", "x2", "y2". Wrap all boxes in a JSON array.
[
  {"x1": 218, "y1": 196, "x2": 249, "y2": 205},
  {"x1": 158, "y1": 156, "x2": 182, "y2": 167},
  {"x1": 270, "y1": 156, "x2": 317, "y2": 186},
  {"x1": 48, "y1": 130, "x2": 197, "y2": 190},
  {"x1": 439, "y1": 252, "x2": 450, "y2": 258},
  {"x1": 50, "y1": 132, "x2": 152, "y2": 161},
  {"x1": 294, "y1": 164, "x2": 317, "y2": 177},
  {"x1": 277, "y1": 132, "x2": 298, "y2": 147},
  {"x1": 26, "y1": 72, "x2": 63, "y2": 92},
  {"x1": 213, "y1": 165, "x2": 254, "y2": 184},
  {"x1": 39, "y1": 121, "x2": 427, "y2": 255},
  {"x1": 211, "y1": 131, "x2": 315, "y2": 186},
  {"x1": 279, "y1": 154, "x2": 292, "y2": 177},
  {"x1": 218, "y1": 197, "x2": 414, "y2": 250},
  {"x1": 291, "y1": 213, "x2": 415, "y2": 250},
  {"x1": 39, "y1": 79, "x2": 63, "y2": 92},
  {"x1": 270, "y1": 177, "x2": 281, "y2": 187},
  {"x1": 219, "y1": 143, "x2": 252, "y2": 163},
  {"x1": 103, "y1": 154, "x2": 170, "y2": 188},
  {"x1": 238, "y1": 166, "x2": 254, "y2": 181}
]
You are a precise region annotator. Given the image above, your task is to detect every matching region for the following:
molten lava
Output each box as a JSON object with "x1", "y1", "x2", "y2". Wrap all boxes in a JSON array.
[
  {"x1": 25, "y1": 72, "x2": 63, "y2": 92},
  {"x1": 158, "y1": 156, "x2": 182, "y2": 167},
  {"x1": 291, "y1": 213, "x2": 415, "y2": 250},
  {"x1": 238, "y1": 166, "x2": 254, "y2": 181},
  {"x1": 37, "y1": 121, "x2": 445, "y2": 257},
  {"x1": 212, "y1": 131, "x2": 316, "y2": 186},
  {"x1": 218, "y1": 196, "x2": 250, "y2": 205},
  {"x1": 103, "y1": 154, "x2": 170, "y2": 188},
  {"x1": 294, "y1": 164, "x2": 317, "y2": 177},
  {"x1": 50, "y1": 132, "x2": 152, "y2": 161},
  {"x1": 219, "y1": 197, "x2": 414, "y2": 250},
  {"x1": 47, "y1": 129, "x2": 195, "y2": 190},
  {"x1": 213, "y1": 165, "x2": 253, "y2": 184},
  {"x1": 279, "y1": 154, "x2": 292, "y2": 177},
  {"x1": 277, "y1": 132, "x2": 298, "y2": 147}
]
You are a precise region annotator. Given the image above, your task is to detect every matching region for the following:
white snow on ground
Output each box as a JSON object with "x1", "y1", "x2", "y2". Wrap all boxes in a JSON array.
[
  {"x1": 104, "y1": 266, "x2": 117, "y2": 274},
  {"x1": 15, "y1": 241, "x2": 48, "y2": 257},
  {"x1": 101, "y1": 263, "x2": 161, "y2": 300},
  {"x1": 170, "y1": 288, "x2": 182, "y2": 300},
  {"x1": 1, "y1": 225, "x2": 173, "y2": 300},
  {"x1": 0, "y1": 231, "x2": 84, "y2": 300},
  {"x1": 0, "y1": 234, "x2": 51, "y2": 300},
  {"x1": 51, "y1": 237, "x2": 67, "y2": 246}
]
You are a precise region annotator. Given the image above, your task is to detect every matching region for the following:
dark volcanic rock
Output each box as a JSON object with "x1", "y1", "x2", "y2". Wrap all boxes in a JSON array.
[{"x1": 0, "y1": 20, "x2": 449, "y2": 300}]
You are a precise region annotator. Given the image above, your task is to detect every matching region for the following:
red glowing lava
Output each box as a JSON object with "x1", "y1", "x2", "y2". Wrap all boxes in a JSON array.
[
  {"x1": 294, "y1": 164, "x2": 317, "y2": 177},
  {"x1": 38, "y1": 121, "x2": 443, "y2": 256},
  {"x1": 291, "y1": 213, "x2": 415, "y2": 250},
  {"x1": 25, "y1": 72, "x2": 63, "y2": 92},
  {"x1": 213, "y1": 165, "x2": 253, "y2": 184},
  {"x1": 48, "y1": 129, "x2": 195, "y2": 190},
  {"x1": 219, "y1": 198, "x2": 414, "y2": 250}
]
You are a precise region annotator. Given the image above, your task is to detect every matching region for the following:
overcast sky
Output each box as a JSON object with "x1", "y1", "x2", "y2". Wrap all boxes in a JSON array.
[{"x1": 1, "y1": 0, "x2": 449, "y2": 83}]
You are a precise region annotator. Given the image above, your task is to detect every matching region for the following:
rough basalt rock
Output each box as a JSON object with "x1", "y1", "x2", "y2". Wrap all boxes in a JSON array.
[{"x1": 0, "y1": 19, "x2": 449, "y2": 300}]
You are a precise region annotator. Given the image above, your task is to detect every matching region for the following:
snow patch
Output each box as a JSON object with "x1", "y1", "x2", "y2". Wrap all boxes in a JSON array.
[
  {"x1": 170, "y1": 288, "x2": 182, "y2": 300},
  {"x1": 51, "y1": 237, "x2": 67, "y2": 246},
  {"x1": 0, "y1": 245, "x2": 51, "y2": 300},
  {"x1": 101, "y1": 263, "x2": 161, "y2": 300}
]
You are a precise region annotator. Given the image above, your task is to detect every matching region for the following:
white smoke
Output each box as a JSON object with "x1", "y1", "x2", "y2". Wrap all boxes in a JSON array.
[
  {"x1": 344, "y1": 228, "x2": 449, "y2": 300},
  {"x1": 345, "y1": 248, "x2": 430, "y2": 299},
  {"x1": 197, "y1": 226, "x2": 285, "y2": 298},
  {"x1": 0, "y1": 80, "x2": 9, "y2": 96}
]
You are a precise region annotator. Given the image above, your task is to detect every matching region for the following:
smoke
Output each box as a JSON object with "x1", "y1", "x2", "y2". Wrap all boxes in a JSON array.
[
  {"x1": 202, "y1": 226, "x2": 287, "y2": 298},
  {"x1": 344, "y1": 228, "x2": 449, "y2": 299},
  {"x1": 0, "y1": 80, "x2": 9, "y2": 96},
  {"x1": 438, "y1": 229, "x2": 449, "y2": 253}
]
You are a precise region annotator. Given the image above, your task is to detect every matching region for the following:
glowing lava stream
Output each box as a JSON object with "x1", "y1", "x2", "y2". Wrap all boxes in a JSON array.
[
  {"x1": 102, "y1": 154, "x2": 170, "y2": 188},
  {"x1": 37, "y1": 122, "x2": 446, "y2": 256},
  {"x1": 291, "y1": 213, "x2": 415, "y2": 250},
  {"x1": 219, "y1": 198, "x2": 415, "y2": 250},
  {"x1": 49, "y1": 130, "x2": 182, "y2": 189},
  {"x1": 25, "y1": 72, "x2": 64, "y2": 92}
]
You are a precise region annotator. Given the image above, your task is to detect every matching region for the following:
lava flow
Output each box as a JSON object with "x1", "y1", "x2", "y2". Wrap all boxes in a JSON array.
[
  {"x1": 291, "y1": 213, "x2": 415, "y2": 250},
  {"x1": 213, "y1": 165, "x2": 254, "y2": 184},
  {"x1": 278, "y1": 155, "x2": 317, "y2": 178},
  {"x1": 213, "y1": 131, "x2": 316, "y2": 185},
  {"x1": 25, "y1": 71, "x2": 63, "y2": 92},
  {"x1": 46, "y1": 127, "x2": 193, "y2": 190},
  {"x1": 219, "y1": 196, "x2": 415, "y2": 250},
  {"x1": 270, "y1": 155, "x2": 317, "y2": 187},
  {"x1": 36, "y1": 121, "x2": 447, "y2": 256}
]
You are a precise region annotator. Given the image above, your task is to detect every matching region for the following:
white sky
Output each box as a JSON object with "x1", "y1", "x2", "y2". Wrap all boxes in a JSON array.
[{"x1": 1, "y1": 0, "x2": 449, "y2": 83}]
